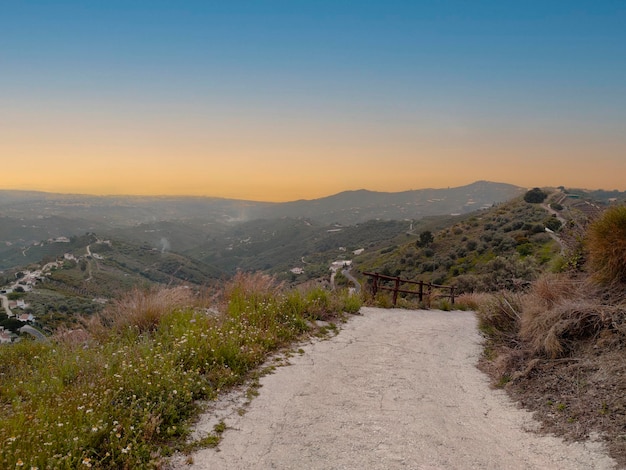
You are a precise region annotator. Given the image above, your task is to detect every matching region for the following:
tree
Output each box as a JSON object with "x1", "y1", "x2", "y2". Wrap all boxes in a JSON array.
[
  {"x1": 0, "y1": 318, "x2": 23, "y2": 332},
  {"x1": 523, "y1": 188, "x2": 548, "y2": 203},
  {"x1": 417, "y1": 231, "x2": 434, "y2": 247}
]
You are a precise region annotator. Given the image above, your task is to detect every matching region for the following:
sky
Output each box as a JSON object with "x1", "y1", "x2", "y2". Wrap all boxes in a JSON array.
[{"x1": 2, "y1": 1, "x2": 625, "y2": 201}]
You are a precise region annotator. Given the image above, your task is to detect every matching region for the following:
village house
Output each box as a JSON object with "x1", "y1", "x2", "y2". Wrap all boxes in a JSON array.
[
  {"x1": 18, "y1": 313, "x2": 35, "y2": 323},
  {"x1": 330, "y1": 260, "x2": 352, "y2": 271}
]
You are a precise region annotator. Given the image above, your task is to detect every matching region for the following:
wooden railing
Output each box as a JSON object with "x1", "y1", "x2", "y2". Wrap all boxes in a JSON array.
[{"x1": 363, "y1": 272, "x2": 455, "y2": 307}]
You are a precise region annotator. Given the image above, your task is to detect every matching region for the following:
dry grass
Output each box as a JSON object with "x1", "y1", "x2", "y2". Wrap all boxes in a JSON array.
[
  {"x1": 530, "y1": 273, "x2": 582, "y2": 309},
  {"x1": 475, "y1": 291, "x2": 523, "y2": 342},
  {"x1": 222, "y1": 272, "x2": 284, "y2": 303},
  {"x1": 521, "y1": 298, "x2": 613, "y2": 358},
  {"x1": 88, "y1": 286, "x2": 194, "y2": 338},
  {"x1": 455, "y1": 292, "x2": 490, "y2": 311},
  {"x1": 476, "y1": 273, "x2": 626, "y2": 359},
  {"x1": 517, "y1": 275, "x2": 623, "y2": 358},
  {"x1": 52, "y1": 327, "x2": 92, "y2": 349},
  {"x1": 586, "y1": 205, "x2": 626, "y2": 286}
]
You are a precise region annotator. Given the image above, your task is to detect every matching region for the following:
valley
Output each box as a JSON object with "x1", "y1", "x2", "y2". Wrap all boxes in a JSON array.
[{"x1": 1, "y1": 182, "x2": 624, "y2": 336}]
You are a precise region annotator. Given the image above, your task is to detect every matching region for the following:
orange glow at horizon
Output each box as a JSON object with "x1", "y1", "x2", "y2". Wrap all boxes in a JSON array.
[{"x1": 3, "y1": 106, "x2": 626, "y2": 201}]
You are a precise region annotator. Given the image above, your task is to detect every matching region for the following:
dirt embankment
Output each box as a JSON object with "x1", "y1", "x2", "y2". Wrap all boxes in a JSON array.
[{"x1": 172, "y1": 308, "x2": 617, "y2": 469}]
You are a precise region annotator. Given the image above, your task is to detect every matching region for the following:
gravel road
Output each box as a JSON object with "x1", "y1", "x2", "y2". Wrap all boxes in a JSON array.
[{"x1": 174, "y1": 307, "x2": 617, "y2": 469}]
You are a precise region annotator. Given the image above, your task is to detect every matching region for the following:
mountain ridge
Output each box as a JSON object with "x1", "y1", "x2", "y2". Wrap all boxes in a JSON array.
[{"x1": 0, "y1": 180, "x2": 524, "y2": 226}]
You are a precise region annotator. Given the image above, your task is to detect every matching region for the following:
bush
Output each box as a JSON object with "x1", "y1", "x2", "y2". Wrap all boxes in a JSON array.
[
  {"x1": 544, "y1": 216, "x2": 562, "y2": 232},
  {"x1": 524, "y1": 188, "x2": 548, "y2": 203},
  {"x1": 586, "y1": 205, "x2": 626, "y2": 285},
  {"x1": 416, "y1": 231, "x2": 434, "y2": 247}
]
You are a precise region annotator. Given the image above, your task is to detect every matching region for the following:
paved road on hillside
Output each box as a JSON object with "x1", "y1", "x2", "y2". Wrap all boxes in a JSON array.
[
  {"x1": 173, "y1": 308, "x2": 617, "y2": 470},
  {"x1": 0, "y1": 294, "x2": 12, "y2": 317}
]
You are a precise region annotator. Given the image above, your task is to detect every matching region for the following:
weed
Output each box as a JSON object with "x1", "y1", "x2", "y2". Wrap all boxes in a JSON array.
[
  {"x1": 600, "y1": 403, "x2": 610, "y2": 415},
  {"x1": 213, "y1": 421, "x2": 226, "y2": 434},
  {"x1": 0, "y1": 275, "x2": 352, "y2": 468},
  {"x1": 496, "y1": 375, "x2": 512, "y2": 388}
]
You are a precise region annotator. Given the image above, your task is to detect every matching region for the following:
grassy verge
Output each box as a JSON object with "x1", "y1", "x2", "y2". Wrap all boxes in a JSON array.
[
  {"x1": 475, "y1": 274, "x2": 626, "y2": 466},
  {"x1": 0, "y1": 273, "x2": 361, "y2": 469}
]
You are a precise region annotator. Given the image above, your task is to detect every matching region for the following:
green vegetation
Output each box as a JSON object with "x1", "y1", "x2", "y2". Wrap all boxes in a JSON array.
[
  {"x1": 0, "y1": 273, "x2": 361, "y2": 469},
  {"x1": 523, "y1": 187, "x2": 548, "y2": 203},
  {"x1": 355, "y1": 197, "x2": 559, "y2": 293}
]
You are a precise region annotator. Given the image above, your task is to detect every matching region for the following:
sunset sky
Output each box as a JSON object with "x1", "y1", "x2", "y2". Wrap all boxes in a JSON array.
[{"x1": 2, "y1": 1, "x2": 625, "y2": 201}]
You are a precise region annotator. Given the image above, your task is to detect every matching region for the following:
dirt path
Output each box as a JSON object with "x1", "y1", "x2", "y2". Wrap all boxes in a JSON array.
[{"x1": 174, "y1": 308, "x2": 617, "y2": 469}]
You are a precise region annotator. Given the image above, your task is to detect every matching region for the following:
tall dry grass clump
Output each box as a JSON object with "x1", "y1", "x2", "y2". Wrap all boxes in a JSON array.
[
  {"x1": 455, "y1": 292, "x2": 491, "y2": 311},
  {"x1": 476, "y1": 291, "x2": 523, "y2": 342},
  {"x1": 223, "y1": 271, "x2": 282, "y2": 302},
  {"x1": 518, "y1": 274, "x2": 619, "y2": 358},
  {"x1": 89, "y1": 286, "x2": 194, "y2": 337},
  {"x1": 586, "y1": 205, "x2": 626, "y2": 286}
]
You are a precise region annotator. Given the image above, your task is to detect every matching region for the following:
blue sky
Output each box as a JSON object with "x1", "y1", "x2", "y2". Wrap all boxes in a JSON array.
[{"x1": 2, "y1": 1, "x2": 625, "y2": 199}]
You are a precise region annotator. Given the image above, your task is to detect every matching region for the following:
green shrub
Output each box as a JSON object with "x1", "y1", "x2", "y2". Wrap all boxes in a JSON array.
[
  {"x1": 524, "y1": 188, "x2": 547, "y2": 203},
  {"x1": 544, "y1": 216, "x2": 562, "y2": 232}
]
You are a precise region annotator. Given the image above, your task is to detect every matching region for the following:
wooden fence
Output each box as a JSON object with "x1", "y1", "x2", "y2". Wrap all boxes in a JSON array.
[{"x1": 363, "y1": 272, "x2": 455, "y2": 306}]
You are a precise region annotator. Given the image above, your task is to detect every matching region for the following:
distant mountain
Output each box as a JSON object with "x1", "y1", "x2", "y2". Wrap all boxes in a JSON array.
[
  {"x1": 254, "y1": 181, "x2": 525, "y2": 224},
  {"x1": 0, "y1": 181, "x2": 523, "y2": 227},
  {"x1": 0, "y1": 182, "x2": 524, "y2": 271}
]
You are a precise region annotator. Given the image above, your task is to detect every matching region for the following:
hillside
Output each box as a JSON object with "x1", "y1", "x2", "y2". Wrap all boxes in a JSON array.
[
  {"x1": 354, "y1": 195, "x2": 562, "y2": 293},
  {"x1": 1, "y1": 187, "x2": 625, "y2": 466},
  {"x1": 0, "y1": 233, "x2": 221, "y2": 332}
]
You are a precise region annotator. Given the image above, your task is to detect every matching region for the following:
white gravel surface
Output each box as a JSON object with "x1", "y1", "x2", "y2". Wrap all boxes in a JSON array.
[{"x1": 173, "y1": 307, "x2": 617, "y2": 469}]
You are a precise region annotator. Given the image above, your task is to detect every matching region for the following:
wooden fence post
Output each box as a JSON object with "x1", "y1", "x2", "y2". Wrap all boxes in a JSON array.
[
  {"x1": 371, "y1": 273, "x2": 379, "y2": 297},
  {"x1": 392, "y1": 277, "x2": 400, "y2": 305}
]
